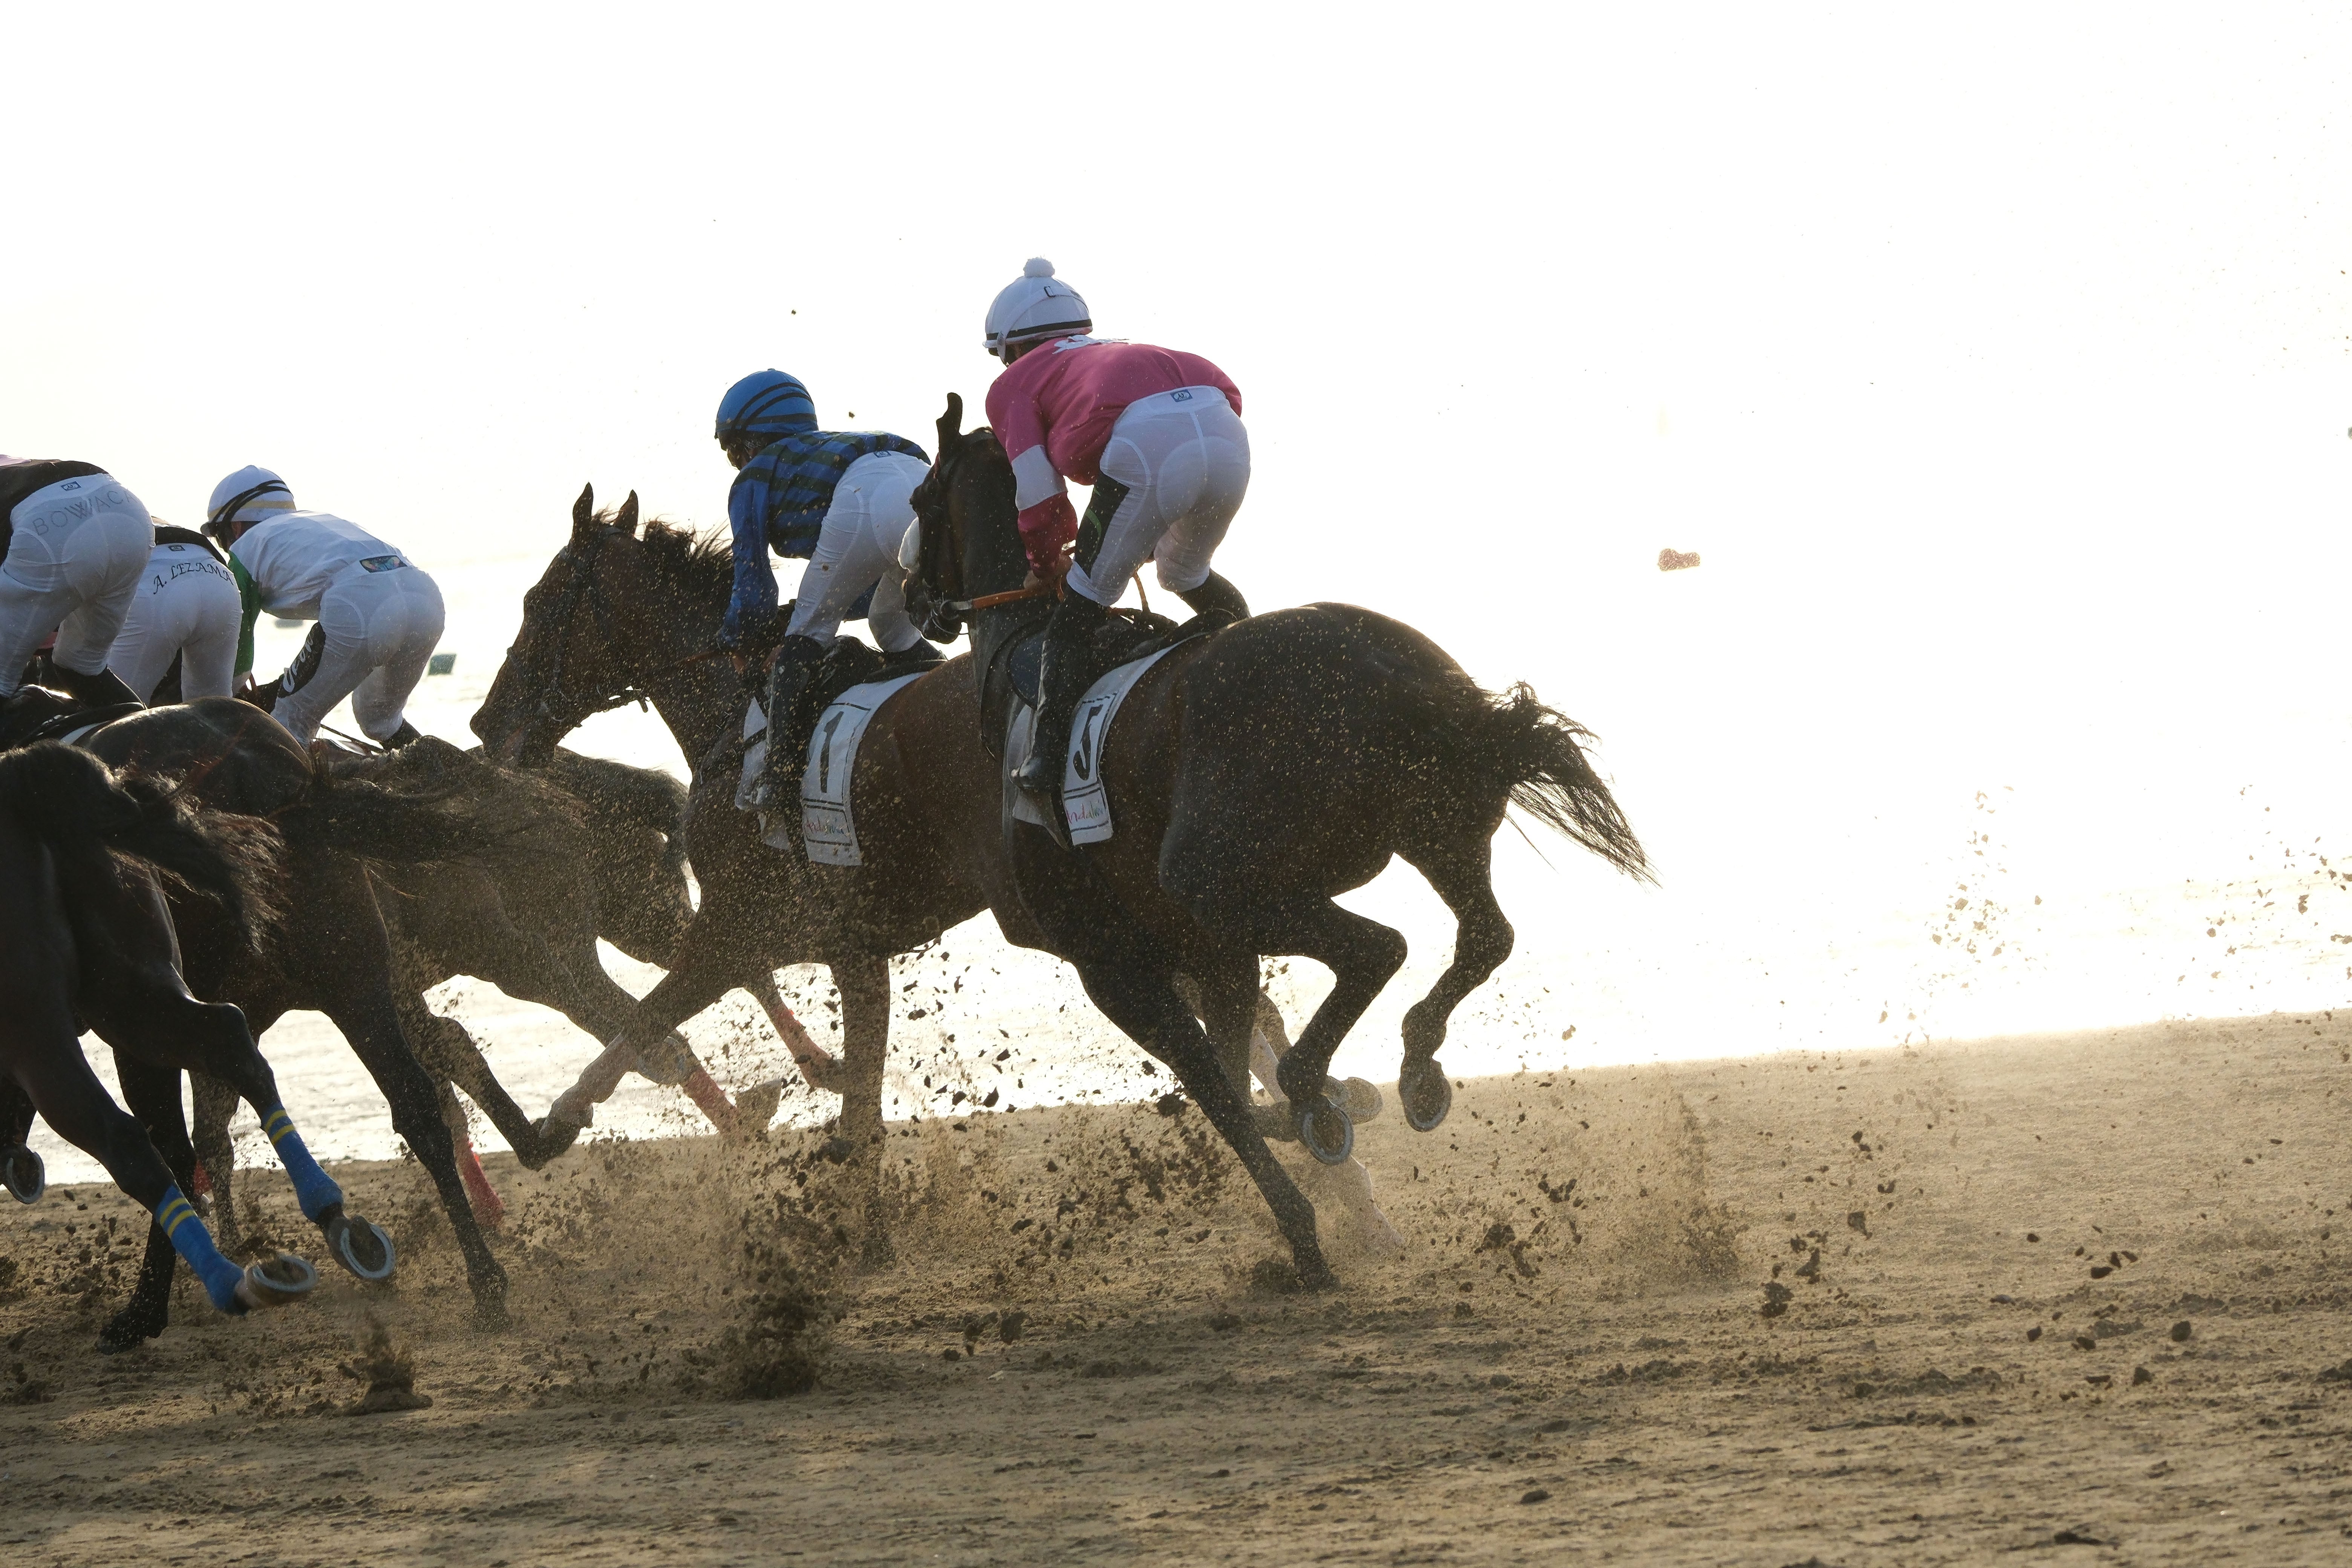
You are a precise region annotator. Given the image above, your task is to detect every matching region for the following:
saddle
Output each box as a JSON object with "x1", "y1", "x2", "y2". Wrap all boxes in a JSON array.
[
  {"x1": 0, "y1": 687, "x2": 142, "y2": 753},
  {"x1": 981, "y1": 605, "x2": 1236, "y2": 760},
  {"x1": 740, "y1": 637, "x2": 945, "y2": 827}
]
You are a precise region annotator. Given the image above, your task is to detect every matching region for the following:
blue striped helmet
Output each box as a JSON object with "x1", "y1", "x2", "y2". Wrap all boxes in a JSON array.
[{"x1": 715, "y1": 370, "x2": 817, "y2": 441}]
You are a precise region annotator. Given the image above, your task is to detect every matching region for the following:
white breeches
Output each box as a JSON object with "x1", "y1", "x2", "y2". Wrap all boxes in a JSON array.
[
  {"x1": 109, "y1": 544, "x2": 242, "y2": 703},
  {"x1": 1065, "y1": 387, "x2": 1250, "y2": 608},
  {"x1": 785, "y1": 451, "x2": 928, "y2": 654},
  {"x1": 0, "y1": 475, "x2": 154, "y2": 697},
  {"x1": 271, "y1": 560, "x2": 446, "y2": 743}
]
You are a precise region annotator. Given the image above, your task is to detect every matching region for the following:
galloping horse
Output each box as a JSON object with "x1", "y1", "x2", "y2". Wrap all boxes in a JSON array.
[
  {"x1": 72, "y1": 700, "x2": 514, "y2": 1345},
  {"x1": 0, "y1": 742, "x2": 349, "y2": 1339},
  {"x1": 904, "y1": 394, "x2": 1651, "y2": 1286},
  {"x1": 472, "y1": 490, "x2": 1020, "y2": 1253}
]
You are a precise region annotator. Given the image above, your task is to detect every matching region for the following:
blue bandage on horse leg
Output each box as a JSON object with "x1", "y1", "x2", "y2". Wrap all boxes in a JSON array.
[
  {"x1": 155, "y1": 1184, "x2": 248, "y2": 1311},
  {"x1": 260, "y1": 1104, "x2": 343, "y2": 1222}
]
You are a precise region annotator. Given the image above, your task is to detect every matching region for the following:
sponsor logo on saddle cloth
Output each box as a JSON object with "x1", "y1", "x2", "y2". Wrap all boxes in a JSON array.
[
  {"x1": 786, "y1": 673, "x2": 927, "y2": 866},
  {"x1": 1004, "y1": 645, "x2": 1179, "y2": 844}
]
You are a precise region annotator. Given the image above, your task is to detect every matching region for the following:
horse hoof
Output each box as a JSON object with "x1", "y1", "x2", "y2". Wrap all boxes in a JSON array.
[
  {"x1": 1398, "y1": 1059, "x2": 1452, "y2": 1133},
  {"x1": 3, "y1": 1147, "x2": 44, "y2": 1205},
  {"x1": 531, "y1": 1116, "x2": 585, "y2": 1162},
  {"x1": 95, "y1": 1309, "x2": 164, "y2": 1355},
  {"x1": 815, "y1": 1135, "x2": 857, "y2": 1165},
  {"x1": 1295, "y1": 1098, "x2": 1355, "y2": 1166},
  {"x1": 1334, "y1": 1077, "x2": 1384, "y2": 1124},
  {"x1": 235, "y1": 1252, "x2": 318, "y2": 1311},
  {"x1": 326, "y1": 1215, "x2": 398, "y2": 1282}
]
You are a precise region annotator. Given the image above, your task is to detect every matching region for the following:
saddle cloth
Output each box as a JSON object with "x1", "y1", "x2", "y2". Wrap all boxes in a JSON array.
[
  {"x1": 738, "y1": 672, "x2": 925, "y2": 866},
  {"x1": 1004, "y1": 645, "x2": 1178, "y2": 845}
]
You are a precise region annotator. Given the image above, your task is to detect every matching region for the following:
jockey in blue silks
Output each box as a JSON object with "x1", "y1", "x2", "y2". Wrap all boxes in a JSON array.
[{"x1": 713, "y1": 370, "x2": 935, "y2": 797}]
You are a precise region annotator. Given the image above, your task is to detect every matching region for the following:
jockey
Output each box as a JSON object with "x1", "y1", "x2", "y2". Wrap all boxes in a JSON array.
[
  {"x1": 106, "y1": 522, "x2": 242, "y2": 704},
  {"x1": 713, "y1": 369, "x2": 935, "y2": 765},
  {"x1": 0, "y1": 456, "x2": 152, "y2": 713},
  {"x1": 203, "y1": 467, "x2": 444, "y2": 747},
  {"x1": 982, "y1": 259, "x2": 1252, "y2": 827}
]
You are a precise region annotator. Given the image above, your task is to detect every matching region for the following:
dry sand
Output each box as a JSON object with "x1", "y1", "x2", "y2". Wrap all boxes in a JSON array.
[{"x1": 5, "y1": 1010, "x2": 2351, "y2": 1565}]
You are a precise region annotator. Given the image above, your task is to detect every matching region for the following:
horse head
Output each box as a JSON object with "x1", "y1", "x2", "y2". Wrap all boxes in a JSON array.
[
  {"x1": 471, "y1": 481, "x2": 671, "y2": 768},
  {"x1": 905, "y1": 394, "x2": 1024, "y2": 643}
]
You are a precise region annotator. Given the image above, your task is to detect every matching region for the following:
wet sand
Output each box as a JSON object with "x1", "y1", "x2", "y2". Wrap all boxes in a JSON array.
[{"x1": 5, "y1": 1010, "x2": 2350, "y2": 1565}]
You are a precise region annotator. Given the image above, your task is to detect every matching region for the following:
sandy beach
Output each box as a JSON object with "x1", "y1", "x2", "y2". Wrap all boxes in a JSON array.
[{"x1": 5, "y1": 1009, "x2": 2349, "y2": 1565}]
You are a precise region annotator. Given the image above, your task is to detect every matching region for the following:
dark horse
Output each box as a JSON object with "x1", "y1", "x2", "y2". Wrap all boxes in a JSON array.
[
  {"x1": 187, "y1": 740, "x2": 796, "y2": 1245},
  {"x1": 472, "y1": 469, "x2": 1641, "y2": 1287},
  {"x1": 0, "y1": 743, "x2": 343, "y2": 1332},
  {"x1": 69, "y1": 700, "x2": 514, "y2": 1346},
  {"x1": 470, "y1": 490, "x2": 1017, "y2": 1242},
  {"x1": 901, "y1": 394, "x2": 1652, "y2": 1285}
]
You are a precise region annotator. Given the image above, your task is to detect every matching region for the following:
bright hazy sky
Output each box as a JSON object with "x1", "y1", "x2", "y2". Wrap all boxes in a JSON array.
[{"x1": 8, "y1": 5, "x2": 2350, "y2": 1048}]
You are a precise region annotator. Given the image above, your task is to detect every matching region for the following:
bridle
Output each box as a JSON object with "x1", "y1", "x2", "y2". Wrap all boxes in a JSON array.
[
  {"x1": 905, "y1": 434, "x2": 1050, "y2": 642},
  {"x1": 513, "y1": 527, "x2": 728, "y2": 735}
]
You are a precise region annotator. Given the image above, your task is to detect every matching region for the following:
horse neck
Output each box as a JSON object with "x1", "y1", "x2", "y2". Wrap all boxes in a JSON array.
[
  {"x1": 624, "y1": 563, "x2": 742, "y2": 763},
  {"x1": 959, "y1": 465, "x2": 1043, "y2": 690}
]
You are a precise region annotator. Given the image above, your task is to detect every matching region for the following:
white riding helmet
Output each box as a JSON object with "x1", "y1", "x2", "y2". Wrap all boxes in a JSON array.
[{"x1": 983, "y1": 258, "x2": 1091, "y2": 359}]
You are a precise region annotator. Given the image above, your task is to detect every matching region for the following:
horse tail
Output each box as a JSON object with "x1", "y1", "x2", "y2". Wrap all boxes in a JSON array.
[
  {"x1": 273, "y1": 757, "x2": 528, "y2": 866},
  {"x1": 0, "y1": 741, "x2": 283, "y2": 946},
  {"x1": 1404, "y1": 670, "x2": 1653, "y2": 882}
]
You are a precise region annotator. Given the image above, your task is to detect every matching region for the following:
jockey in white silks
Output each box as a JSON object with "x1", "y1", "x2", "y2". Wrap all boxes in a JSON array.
[
  {"x1": 107, "y1": 524, "x2": 242, "y2": 704},
  {"x1": 203, "y1": 467, "x2": 445, "y2": 747},
  {"x1": 0, "y1": 457, "x2": 152, "y2": 713}
]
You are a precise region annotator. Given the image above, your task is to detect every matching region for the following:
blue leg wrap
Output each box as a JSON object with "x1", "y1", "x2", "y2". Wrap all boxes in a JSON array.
[
  {"x1": 260, "y1": 1105, "x2": 342, "y2": 1222},
  {"x1": 156, "y1": 1185, "x2": 247, "y2": 1311}
]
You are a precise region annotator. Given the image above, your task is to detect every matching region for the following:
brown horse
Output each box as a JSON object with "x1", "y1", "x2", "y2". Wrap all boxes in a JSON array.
[
  {"x1": 470, "y1": 490, "x2": 1024, "y2": 1254},
  {"x1": 901, "y1": 394, "x2": 1652, "y2": 1285},
  {"x1": 73, "y1": 700, "x2": 517, "y2": 1346}
]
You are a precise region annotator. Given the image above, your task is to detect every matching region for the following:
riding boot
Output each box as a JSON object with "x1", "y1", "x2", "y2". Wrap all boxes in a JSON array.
[
  {"x1": 1176, "y1": 571, "x2": 1249, "y2": 623},
  {"x1": 1012, "y1": 593, "x2": 1110, "y2": 849},
  {"x1": 756, "y1": 634, "x2": 828, "y2": 809},
  {"x1": 44, "y1": 660, "x2": 142, "y2": 712},
  {"x1": 885, "y1": 637, "x2": 945, "y2": 670},
  {"x1": 381, "y1": 720, "x2": 424, "y2": 750}
]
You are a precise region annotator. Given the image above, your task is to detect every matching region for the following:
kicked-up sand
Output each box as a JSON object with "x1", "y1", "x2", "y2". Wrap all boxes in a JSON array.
[{"x1": 3, "y1": 1009, "x2": 2350, "y2": 1565}]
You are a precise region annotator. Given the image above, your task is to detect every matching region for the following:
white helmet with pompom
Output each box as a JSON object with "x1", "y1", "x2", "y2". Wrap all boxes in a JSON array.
[{"x1": 983, "y1": 258, "x2": 1091, "y2": 359}]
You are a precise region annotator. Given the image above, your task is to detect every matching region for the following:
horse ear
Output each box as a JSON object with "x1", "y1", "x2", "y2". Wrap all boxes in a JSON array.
[
  {"x1": 934, "y1": 392, "x2": 964, "y2": 456},
  {"x1": 616, "y1": 491, "x2": 640, "y2": 537},
  {"x1": 572, "y1": 483, "x2": 596, "y2": 539}
]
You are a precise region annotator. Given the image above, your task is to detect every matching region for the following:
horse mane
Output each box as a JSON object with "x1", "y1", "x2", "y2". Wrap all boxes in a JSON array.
[{"x1": 594, "y1": 506, "x2": 735, "y2": 605}]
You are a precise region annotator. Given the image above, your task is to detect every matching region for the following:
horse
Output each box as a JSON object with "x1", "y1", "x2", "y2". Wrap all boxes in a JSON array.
[
  {"x1": 70, "y1": 699, "x2": 516, "y2": 1346},
  {"x1": 468, "y1": 488, "x2": 1418, "y2": 1264},
  {"x1": 0, "y1": 742, "x2": 350, "y2": 1337},
  {"x1": 901, "y1": 393, "x2": 1652, "y2": 1286}
]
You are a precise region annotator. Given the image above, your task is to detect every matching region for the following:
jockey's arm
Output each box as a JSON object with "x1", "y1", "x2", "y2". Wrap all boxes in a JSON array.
[
  {"x1": 1009, "y1": 446, "x2": 1077, "y2": 580},
  {"x1": 718, "y1": 469, "x2": 781, "y2": 655}
]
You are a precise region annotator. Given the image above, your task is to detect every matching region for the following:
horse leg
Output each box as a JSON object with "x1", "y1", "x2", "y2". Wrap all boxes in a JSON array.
[
  {"x1": 433, "y1": 1075, "x2": 504, "y2": 1231},
  {"x1": 747, "y1": 969, "x2": 847, "y2": 1095},
  {"x1": 1393, "y1": 836, "x2": 1514, "y2": 1131},
  {"x1": 1076, "y1": 955, "x2": 1335, "y2": 1289},
  {"x1": 14, "y1": 1009, "x2": 303, "y2": 1337},
  {"x1": 0, "y1": 1078, "x2": 40, "y2": 1203},
  {"x1": 1165, "y1": 865, "x2": 1408, "y2": 1161},
  {"x1": 542, "y1": 889, "x2": 792, "y2": 1142},
  {"x1": 317, "y1": 980, "x2": 509, "y2": 1324},
  {"x1": 1200, "y1": 970, "x2": 1403, "y2": 1254},
  {"x1": 189, "y1": 1072, "x2": 240, "y2": 1245},
  {"x1": 831, "y1": 954, "x2": 895, "y2": 1266},
  {"x1": 85, "y1": 967, "x2": 403, "y2": 1294},
  {"x1": 103, "y1": 1056, "x2": 201, "y2": 1351}
]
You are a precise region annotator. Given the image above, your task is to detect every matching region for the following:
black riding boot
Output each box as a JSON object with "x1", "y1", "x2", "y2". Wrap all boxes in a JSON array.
[
  {"x1": 380, "y1": 720, "x2": 424, "y2": 750},
  {"x1": 45, "y1": 660, "x2": 142, "y2": 712},
  {"x1": 1012, "y1": 593, "x2": 1110, "y2": 849},
  {"x1": 756, "y1": 635, "x2": 828, "y2": 809},
  {"x1": 1177, "y1": 571, "x2": 1249, "y2": 623}
]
